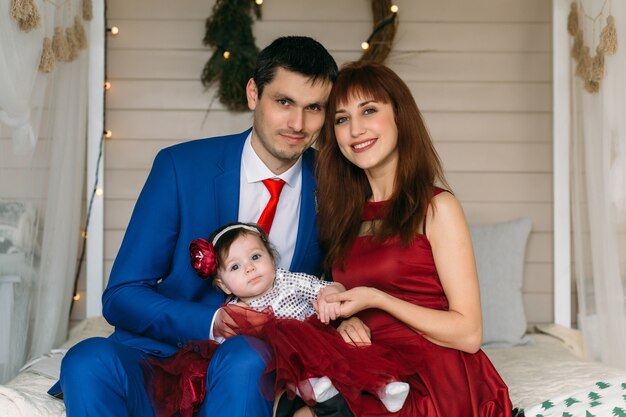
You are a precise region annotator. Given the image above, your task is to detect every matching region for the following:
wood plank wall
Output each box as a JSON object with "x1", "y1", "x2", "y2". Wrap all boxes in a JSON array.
[{"x1": 98, "y1": 0, "x2": 557, "y2": 326}]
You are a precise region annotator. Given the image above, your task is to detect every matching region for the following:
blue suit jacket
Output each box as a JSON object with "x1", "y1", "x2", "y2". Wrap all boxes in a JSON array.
[{"x1": 103, "y1": 129, "x2": 322, "y2": 356}]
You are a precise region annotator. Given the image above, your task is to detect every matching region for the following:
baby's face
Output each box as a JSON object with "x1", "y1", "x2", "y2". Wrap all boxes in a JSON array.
[{"x1": 215, "y1": 234, "x2": 275, "y2": 302}]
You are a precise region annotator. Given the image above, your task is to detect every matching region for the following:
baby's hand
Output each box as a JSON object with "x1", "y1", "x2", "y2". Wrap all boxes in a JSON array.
[{"x1": 315, "y1": 283, "x2": 345, "y2": 324}]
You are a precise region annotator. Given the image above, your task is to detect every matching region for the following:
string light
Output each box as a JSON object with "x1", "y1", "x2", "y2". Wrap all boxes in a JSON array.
[
  {"x1": 107, "y1": 26, "x2": 119, "y2": 35},
  {"x1": 359, "y1": 3, "x2": 398, "y2": 57},
  {"x1": 255, "y1": 0, "x2": 263, "y2": 4},
  {"x1": 81, "y1": 230, "x2": 87, "y2": 239},
  {"x1": 95, "y1": 187, "x2": 104, "y2": 196},
  {"x1": 73, "y1": 293, "x2": 81, "y2": 301},
  {"x1": 104, "y1": 81, "x2": 111, "y2": 90},
  {"x1": 223, "y1": 50, "x2": 231, "y2": 59},
  {"x1": 104, "y1": 129, "x2": 112, "y2": 139}
]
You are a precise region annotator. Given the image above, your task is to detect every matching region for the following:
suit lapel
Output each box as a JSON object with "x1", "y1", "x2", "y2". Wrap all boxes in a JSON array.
[
  {"x1": 290, "y1": 151, "x2": 317, "y2": 271},
  {"x1": 214, "y1": 131, "x2": 248, "y2": 225}
]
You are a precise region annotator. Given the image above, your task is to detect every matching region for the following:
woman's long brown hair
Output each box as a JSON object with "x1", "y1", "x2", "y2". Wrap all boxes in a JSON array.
[{"x1": 316, "y1": 61, "x2": 449, "y2": 271}]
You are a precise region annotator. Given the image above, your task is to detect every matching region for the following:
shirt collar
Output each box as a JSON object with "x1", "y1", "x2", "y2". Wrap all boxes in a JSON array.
[{"x1": 242, "y1": 132, "x2": 302, "y2": 187}]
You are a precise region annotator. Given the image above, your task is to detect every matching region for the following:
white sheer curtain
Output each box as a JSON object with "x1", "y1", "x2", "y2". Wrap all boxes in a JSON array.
[
  {"x1": 0, "y1": 0, "x2": 89, "y2": 383},
  {"x1": 571, "y1": 0, "x2": 626, "y2": 367}
]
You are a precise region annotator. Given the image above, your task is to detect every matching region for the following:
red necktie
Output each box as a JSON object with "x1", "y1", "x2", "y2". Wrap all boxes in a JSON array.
[{"x1": 257, "y1": 179, "x2": 286, "y2": 234}]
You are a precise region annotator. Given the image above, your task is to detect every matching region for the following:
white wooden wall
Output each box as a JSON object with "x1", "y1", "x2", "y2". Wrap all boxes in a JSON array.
[{"x1": 90, "y1": 0, "x2": 558, "y2": 327}]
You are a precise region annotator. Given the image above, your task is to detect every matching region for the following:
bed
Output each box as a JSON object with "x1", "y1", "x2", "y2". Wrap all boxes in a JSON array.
[{"x1": 1, "y1": 218, "x2": 625, "y2": 417}]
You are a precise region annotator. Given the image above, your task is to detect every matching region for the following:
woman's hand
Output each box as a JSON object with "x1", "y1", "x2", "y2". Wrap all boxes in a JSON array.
[
  {"x1": 335, "y1": 316, "x2": 372, "y2": 346},
  {"x1": 314, "y1": 283, "x2": 345, "y2": 324},
  {"x1": 324, "y1": 286, "x2": 382, "y2": 318}
]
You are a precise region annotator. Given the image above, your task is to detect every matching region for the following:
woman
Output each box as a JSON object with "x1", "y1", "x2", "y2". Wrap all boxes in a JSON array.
[{"x1": 314, "y1": 61, "x2": 514, "y2": 416}]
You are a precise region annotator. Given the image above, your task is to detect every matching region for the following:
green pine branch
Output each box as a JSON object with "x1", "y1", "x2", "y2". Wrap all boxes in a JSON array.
[{"x1": 201, "y1": 0, "x2": 261, "y2": 111}]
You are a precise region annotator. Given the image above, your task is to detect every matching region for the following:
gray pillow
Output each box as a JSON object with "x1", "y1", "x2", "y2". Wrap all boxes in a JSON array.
[{"x1": 470, "y1": 218, "x2": 532, "y2": 347}]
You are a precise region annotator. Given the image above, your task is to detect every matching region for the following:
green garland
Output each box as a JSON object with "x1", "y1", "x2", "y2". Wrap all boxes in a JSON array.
[
  {"x1": 201, "y1": 1, "x2": 397, "y2": 112},
  {"x1": 359, "y1": 0, "x2": 398, "y2": 63},
  {"x1": 201, "y1": 0, "x2": 261, "y2": 112}
]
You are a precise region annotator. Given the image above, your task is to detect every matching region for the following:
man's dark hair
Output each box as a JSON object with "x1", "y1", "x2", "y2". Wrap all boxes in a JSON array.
[{"x1": 253, "y1": 36, "x2": 338, "y2": 97}]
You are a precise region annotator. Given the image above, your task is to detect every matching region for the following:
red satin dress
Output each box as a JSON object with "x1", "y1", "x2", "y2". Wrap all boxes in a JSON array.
[{"x1": 329, "y1": 199, "x2": 513, "y2": 416}]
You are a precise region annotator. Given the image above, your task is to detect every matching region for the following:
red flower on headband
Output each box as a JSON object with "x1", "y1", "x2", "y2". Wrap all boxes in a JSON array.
[{"x1": 189, "y1": 238, "x2": 217, "y2": 279}]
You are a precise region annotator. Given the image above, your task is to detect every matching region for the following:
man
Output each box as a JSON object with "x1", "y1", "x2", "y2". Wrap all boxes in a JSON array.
[{"x1": 49, "y1": 36, "x2": 342, "y2": 417}]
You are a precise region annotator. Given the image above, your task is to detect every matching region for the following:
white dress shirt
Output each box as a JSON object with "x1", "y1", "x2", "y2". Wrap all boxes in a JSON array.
[
  {"x1": 238, "y1": 133, "x2": 302, "y2": 270},
  {"x1": 210, "y1": 133, "x2": 303, "y2": 341}
]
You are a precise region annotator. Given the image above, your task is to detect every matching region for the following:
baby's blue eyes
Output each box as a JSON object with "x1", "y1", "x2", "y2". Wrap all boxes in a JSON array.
[{"x1": 252, "y1": 254, "x2": 261, "y2": 260}]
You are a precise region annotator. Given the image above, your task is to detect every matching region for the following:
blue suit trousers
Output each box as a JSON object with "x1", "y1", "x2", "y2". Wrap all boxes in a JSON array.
[{"x1": 52, "y1": 336, "x2": 273, "y2": 417}]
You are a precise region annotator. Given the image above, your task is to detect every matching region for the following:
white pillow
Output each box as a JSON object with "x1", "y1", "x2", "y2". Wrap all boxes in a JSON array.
[{"x1": 470, "y1": 218, "x2": 532, "y2": 347}]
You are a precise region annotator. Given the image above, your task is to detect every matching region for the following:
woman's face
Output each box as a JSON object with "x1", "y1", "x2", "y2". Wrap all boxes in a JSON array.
[
  {"x1": 214, "y1": 234, "x2": 275, "y2": 302},
  {"x1": 333, "y1": 94, "x2": 399, "y2": 175}
]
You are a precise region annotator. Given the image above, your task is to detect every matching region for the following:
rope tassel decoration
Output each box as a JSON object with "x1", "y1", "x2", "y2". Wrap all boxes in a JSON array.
[
  {"x1": 39, "y1": 37, "x2": 56, "y2": 73},
  {"x1": 567, "y1": 2, "x2": 579, "y2": 36},
  {"x1": 53, "y1": 27, "x2": 70, "y2": 62},
  {"x1": 567, "y1": 0, "x2": 618, "y2": 94},
  {"x1": 74, "y1": 16, "x2": 88, "y2": 50},
  {"x1": 66, "y1": 27, "x2": 79, "y2": 61},
  {"x1": 599, "y1": 15, "x2": 618, "y2": 55},
  {"x1": 10, "y1": 0, "x2": 41, "y2": 32},
  {"x1": 83, "y1": 0, "x2": 93, "y2": 21}
]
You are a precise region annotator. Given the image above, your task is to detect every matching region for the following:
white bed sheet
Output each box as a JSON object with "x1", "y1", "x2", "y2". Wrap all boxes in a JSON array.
[
  {"x1": 2, "y1": 319, "x2": 626, "y2": 417},
  {"x1": 0, "y1": 317, "x2": 113, "y2": 417},
  {"x1": 485, "y1": 333, "x2": 626, "y2": 410}
]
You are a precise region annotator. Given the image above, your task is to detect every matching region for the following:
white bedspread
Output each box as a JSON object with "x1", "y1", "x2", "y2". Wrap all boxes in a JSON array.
[
  {"x1": 485, "y1": 334, "x2": 626, "y2": 410},
  {"x1": 0, "y1": 368, "x2": 65, "y2": 417},
  {"x1": 0, "y1": 317, "x2": 113, "y2": 417},
  {"x1": 524, "y1": 376, "x2": 626, "y2": 416}
]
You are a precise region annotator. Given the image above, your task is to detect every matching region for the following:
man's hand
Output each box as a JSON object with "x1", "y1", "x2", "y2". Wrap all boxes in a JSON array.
[
  {"x1": 336, "y1": 316, "x2": 372, "y2": 346},
  {"x1": 314, "y1": 283, "x2": 344, "y2": 324}
]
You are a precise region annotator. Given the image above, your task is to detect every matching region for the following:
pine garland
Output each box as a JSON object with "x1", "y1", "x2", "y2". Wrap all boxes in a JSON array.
[
  {"x1": 200, "y1": 0, "x2": 398, "y2": 111},
  {"x1": 200, "y1": 0, "x2": 261, "y2": 112},
  {"x1": 359, "y1": 0, "x2": 398, "y2": 63}
]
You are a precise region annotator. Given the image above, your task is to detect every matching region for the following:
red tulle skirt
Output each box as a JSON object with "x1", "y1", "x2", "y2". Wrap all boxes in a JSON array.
[
  {"x1": 144, "y1": 305, "x2": 512, "y2": 417},
  {"x1": 142, "y1": 305, "x2": 411, "y2": 417}
]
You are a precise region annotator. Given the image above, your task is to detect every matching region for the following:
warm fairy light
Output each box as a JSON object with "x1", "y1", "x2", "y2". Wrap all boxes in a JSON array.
[
  {"x1": 390, "y1": 4, "x2": 399, "y2": 13},
  {"x1": 104, "y1": 129, "x2": 112, "y2": 139},
  {"x1": 81, "y1": 230, "x2": 87, "y2": 239},
  {"x1": 95, "y1": 187, "x2": 104, "y2": 196},
  {"x1": 361, "y1": 41, "x2": 370, "y2": 50},
  {"x1": 104, "y1": 81, "x2": 111, "y2": 90},
  {"x1": 255, "y1": 0, "x2": 263, "y2": 4},
  {"x1": 108, "y1": 26, "x2": 119, "y2": 35},
  {"x1": 73, "y1": 293, "x2": 81, "y2": 301},
  {"x1": 223, "y1": 50, "x2": 231, "y2": 59}
]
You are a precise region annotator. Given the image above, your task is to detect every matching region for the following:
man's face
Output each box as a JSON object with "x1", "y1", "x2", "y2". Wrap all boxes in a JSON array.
[{"x1": 247, "y1": 68, "x2": 332, "y2": 174}]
